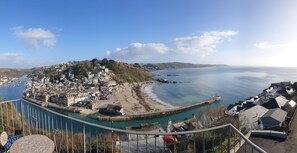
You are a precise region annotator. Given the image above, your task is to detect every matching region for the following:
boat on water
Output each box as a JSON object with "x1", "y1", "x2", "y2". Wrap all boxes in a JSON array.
[{"x1": 213, "y1": 94, "x2": 221, "y2": 101}]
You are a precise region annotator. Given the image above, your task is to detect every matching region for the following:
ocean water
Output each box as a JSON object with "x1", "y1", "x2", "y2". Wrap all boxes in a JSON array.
[
  {"x1": 1, "y1": 66, "x2": 297, "y2": 129},
  {"x1": 149, "y1": 66, "x2": 297, "y2": 109}
]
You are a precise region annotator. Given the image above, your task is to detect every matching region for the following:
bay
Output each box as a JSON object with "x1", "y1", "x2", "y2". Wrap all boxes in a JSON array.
[
  {"x1": 150, "y1": 66, "x2": 297, "y2": 108},
  {"x1": 1, "y1": 66, "x2": 297, "y2": 129}
]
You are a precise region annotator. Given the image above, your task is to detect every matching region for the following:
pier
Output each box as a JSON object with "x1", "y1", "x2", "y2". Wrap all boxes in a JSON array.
[{"x1": 97, "y1": 95, "x2": 221, "y2": 121}]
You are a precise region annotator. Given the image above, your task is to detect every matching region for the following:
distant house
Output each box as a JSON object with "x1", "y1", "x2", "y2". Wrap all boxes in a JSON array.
[
  {"x1": 226, "y1": 101, "x2": 256, "y2": 116},
  {"x1": 260, "y1": 108, "x2": 287, "y2": 129},
  {"x1": 271, "y1": 81, "x2": 293, "y2": 89},
  {"x1": 99, "y1": 104, "x2": 125, "y2": 116},
  {"x1": 239, "y1": 105, "x2": 269, "y2": 131},
  {"x1": 261, "y1": 96, "x2": 288, "y2": 109},
  {"x1": 277, "y1": 87, "x2": 293, "y2": 98},
  {"x1": 226, "y1": 104, "x2": 237, "y2": 116},
  {"x1": 108, "y1": 81, "x2": 117, "y2": 87}
]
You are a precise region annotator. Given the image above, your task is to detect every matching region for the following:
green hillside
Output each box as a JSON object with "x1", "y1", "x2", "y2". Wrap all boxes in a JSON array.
[
  {"x1": 31, "y1": 58, "x2": 152, "y2": 84},
  {"x1": 102, "y1": 59, "x2": 152, "y2": 84}
]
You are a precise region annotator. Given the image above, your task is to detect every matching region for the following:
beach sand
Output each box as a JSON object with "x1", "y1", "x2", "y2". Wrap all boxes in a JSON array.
[{"x1": 112, "y1": 82, "x2": 168, "y2": 115}]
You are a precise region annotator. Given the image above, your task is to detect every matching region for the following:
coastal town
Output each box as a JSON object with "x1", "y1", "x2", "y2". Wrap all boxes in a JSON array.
[
  {"x1": 23, "y1": 59, "x2": 169, "y2": 117},
  {"x1": 0, "y1": 68, "x2": 23, "y2": 87},
  {"x1": 0, "y1": 75, "x2": 19, "y2": 87},
  {"x1": 24, "y1": 60, "x2": 119, "y2": 113}
]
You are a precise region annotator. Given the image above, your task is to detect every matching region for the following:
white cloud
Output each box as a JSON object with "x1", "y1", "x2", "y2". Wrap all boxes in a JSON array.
[
  {"x1": 12, "y1": 26, "x2": 56, "y2": 49},
  {"x1": 0, "y1": 52, "x2": 61, "y2": 68},
  {"x1": 106, "y1": 30, "x2": 238, "y2": 60},
  {"x1": 106, "y1": 42, "x2": 170, "y2": 59},
  {"x1": 173, "y1": 30, "x2": 238, "y2": 55},
  {"x1": 0, "y1": 53, "x2": 24, "y2": 60},
  {"x1": 254, "y1": 42, "x2": 291, "y2": 49}
]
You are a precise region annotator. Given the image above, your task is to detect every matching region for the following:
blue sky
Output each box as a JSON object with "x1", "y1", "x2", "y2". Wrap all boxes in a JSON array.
[{"x1": 1, "y1": 0, "x2": 297, "y2": 68}]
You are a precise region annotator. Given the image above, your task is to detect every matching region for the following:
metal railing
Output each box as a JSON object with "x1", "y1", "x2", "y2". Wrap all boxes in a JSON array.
[{"x1": 0, "y1": 99, "x2": 266, "y2": 153}]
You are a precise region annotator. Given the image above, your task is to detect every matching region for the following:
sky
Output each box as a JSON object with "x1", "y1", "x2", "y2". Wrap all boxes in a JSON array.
[{"x1": 1, "y1": 0, "x2": 297, "y2": 68}]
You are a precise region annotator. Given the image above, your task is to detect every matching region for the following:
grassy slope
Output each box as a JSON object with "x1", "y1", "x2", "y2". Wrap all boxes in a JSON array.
[
  {"x1": 0, "y1": 69, "x2": 24, "y2": 77},
  {"x1": 103, "y1": 60, "x2": 152, "y2": 84}
]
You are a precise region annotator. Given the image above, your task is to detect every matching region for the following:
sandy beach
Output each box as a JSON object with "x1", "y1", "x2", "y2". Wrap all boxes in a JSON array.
[{"x1": 112, "y1": 82, "x2": 169, "y2": 115}]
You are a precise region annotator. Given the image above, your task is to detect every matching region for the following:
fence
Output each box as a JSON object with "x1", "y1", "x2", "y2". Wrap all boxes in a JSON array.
[{"x1": 0, "y1": 99, "x2": 266, "y2": 153}]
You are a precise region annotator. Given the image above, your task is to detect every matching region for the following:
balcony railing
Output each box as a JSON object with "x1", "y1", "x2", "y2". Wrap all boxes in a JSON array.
[{"x1": 0, "y1": 99, "x2": 266, "y2": 153}]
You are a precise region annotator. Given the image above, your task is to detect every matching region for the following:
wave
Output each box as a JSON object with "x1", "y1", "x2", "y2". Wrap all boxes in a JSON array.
[{"x1": 144, "y1": 84, "x2": 175, "y2": 108}]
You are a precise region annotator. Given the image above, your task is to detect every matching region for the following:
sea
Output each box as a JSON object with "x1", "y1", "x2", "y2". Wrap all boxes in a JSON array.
[
  {"x1": 148, "y1": 66, "x2": 297, "y2": 108},
  {"x1": 1, "y1": 66, "x2": 297, "y2": 129}
]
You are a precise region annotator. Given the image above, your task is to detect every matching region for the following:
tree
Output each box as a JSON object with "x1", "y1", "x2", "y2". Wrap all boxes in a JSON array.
[
  {"x1": 102, "y1": 58, "x2": 108, "y2": 64},
  {"x1": 133, "y1": 63, "x2": 141, "y2": 68},
  {"x1": 91, "y1": 58, "x2": 99, "y2": 64}
]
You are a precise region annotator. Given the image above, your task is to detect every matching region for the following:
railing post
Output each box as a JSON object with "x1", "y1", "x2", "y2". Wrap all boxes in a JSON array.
[
  {"x1": 96, "y1": 130, "x2": 98, "y2": 153},
  {"x1": 104, "y1": 134, "x2": 106, "y2": 153},
  {"x1": 163, "y1": 135, "x2": 165, "y2": 152},
  {"x1": 20, "y1": 100, "x2": 25, "y2": 135},
  {"x1": 11, "y1": 102, "x2": 15, "y2": 134},
  {"x1": 127, "y1": 134, "x2": 130, "y2": 153},
  {"x1": 212, "y1": 130, "x2": 215, "y2": 153},
  {"x1": 71, "y1": 121, "x2": 74, "y2": 153},
  {"x1": 145, "y1": 134, "x2": 148, "y2": 153},
  {"x1": 155, "y1": 135, "x2": 157, "y2": 152},
  {"x1": 83, "y1": 124, "x2": 86, "y2": 153},
  {"x1": 234, "y1": 132, "x2": 236, "y2": 153},
  {"x1": 174, "y1": 143, "x2": 176, "y2": 153},
  {"x1": 89, "y1": 128, "x2": 92, "y2": 153},
  {"x1": 66, "y1": 121, "x2": 69, "y2": 153},
  {"x1": 27, "y1": 104, "x2": 31, "y2": 134},
  {"x1": 203, "y1": 132, "x2": 206, "y2": 153},
  {"x1": 137, "y1": 134, "x2": 139, "y2": 153},
  {"x1": 194, "y1": 134, "x2": 196, "y2": 153},
  {"x1": 245, "y1": 141, "x2": 247, "y2": 153},
  {"x1": 0, "y1": 103, "x2": 3, "y2": 131},
  {"x1": 6, "y1": 103, "x2": 9, "y2": 131},
  {"x1": 227, "y1": 125, "x2": 231, "y2": 153},
  {"x1": 111, "y1": 131, "x2": 114, "y2": 153}
]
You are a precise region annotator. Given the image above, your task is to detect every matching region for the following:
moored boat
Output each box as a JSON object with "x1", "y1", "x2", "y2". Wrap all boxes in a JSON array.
[{"x1": 213, "y1": 94, "x2": 221, "y2": 101}]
